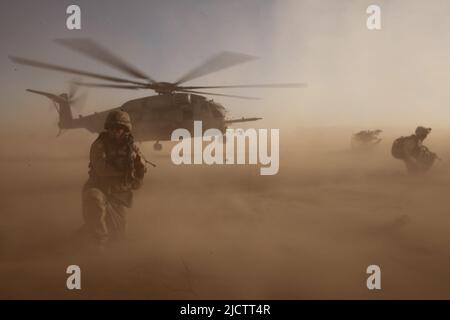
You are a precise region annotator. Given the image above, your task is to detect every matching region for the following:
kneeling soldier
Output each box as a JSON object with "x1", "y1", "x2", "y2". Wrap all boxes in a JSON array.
[{"x1": 82, "y1": 110, "x2": 147, "y2": 248}]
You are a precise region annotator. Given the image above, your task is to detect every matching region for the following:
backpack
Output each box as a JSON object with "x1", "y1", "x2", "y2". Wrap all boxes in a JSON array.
[{"x1": 391, "y1": 135, "x2": 414, "y2": 159}]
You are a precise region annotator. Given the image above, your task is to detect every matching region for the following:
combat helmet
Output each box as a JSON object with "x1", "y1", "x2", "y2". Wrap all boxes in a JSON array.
[
  {"x1": 104, "y1": 110, "x2": 132, "y2": 131},
  {"x1": 415, "y1": 126, "x2": 431, "y2": 137}
]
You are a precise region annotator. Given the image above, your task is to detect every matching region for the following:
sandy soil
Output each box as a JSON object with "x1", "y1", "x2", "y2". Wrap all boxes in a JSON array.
[{"x1": 1, "y1": 127, "x2": 450, "y2": 299}]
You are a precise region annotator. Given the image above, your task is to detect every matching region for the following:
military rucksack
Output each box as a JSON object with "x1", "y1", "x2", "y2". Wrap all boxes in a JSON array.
[{"x1": 391, "y1": 135, "x2": 414, "y2": 159}]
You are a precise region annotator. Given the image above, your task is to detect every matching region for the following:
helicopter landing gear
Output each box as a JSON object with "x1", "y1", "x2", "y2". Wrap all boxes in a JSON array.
[{"x1": 153, "y1": 141, "x2": 162, "y2": 151}]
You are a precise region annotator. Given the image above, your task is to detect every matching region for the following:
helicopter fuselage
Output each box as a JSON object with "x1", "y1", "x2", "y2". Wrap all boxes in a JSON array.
[{"x1": 71, "y1": 93, "x2": 227, "y2": 142}]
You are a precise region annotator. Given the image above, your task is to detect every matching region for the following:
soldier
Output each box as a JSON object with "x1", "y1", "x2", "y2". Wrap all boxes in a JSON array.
[
  {"x1": 81, "y1": 110, "x2": 147, "y2": 249},
  {"x1": 391, "y1": 126, "x2": 437, "y2": 174},
  {"x1": 351, "y1": 129, "x2": 382, "y2": 149}
]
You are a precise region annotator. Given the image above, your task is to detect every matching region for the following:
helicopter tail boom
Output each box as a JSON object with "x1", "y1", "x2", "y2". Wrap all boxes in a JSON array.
[{"x1": 26, "y1": 89, "x2": 73, "y2": 130}]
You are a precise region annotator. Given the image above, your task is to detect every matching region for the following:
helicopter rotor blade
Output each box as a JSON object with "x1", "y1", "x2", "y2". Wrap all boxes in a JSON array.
[
  {"x1": 71, "y1": 92, "x2": 88, "y2": 112},
  {"x1": 9, "y1": 56, "x2": 149, "y2": 86},
  {"x1": 179, "y1": 89, "x2": 260, "y2": 100},
  {"x1": 55, "y1": 38, "x2": 155, "y2": 83},
  {"x1": 174, "y1": 51, "x2": 257, "y2": 85},
  {"x1": 72, "y1": 81, "x2": 147, "y2": 90},
  {"x1": 26, "y1": 89, "x2": 66, "y2": 104},
  {"x1": 51, "y1": 100, "x2": 60, "y2": 114},
  {"x1": 68, "y1": 78, "x2": 82, "y2": 99},
  {"x1": 180, "y1": 83, "x2": 308, "y2": 90}
]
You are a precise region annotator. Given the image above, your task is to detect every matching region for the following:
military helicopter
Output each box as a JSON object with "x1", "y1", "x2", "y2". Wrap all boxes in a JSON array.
[{"x1": 10, "y1": 38, "x2": 305, "y2": 150}]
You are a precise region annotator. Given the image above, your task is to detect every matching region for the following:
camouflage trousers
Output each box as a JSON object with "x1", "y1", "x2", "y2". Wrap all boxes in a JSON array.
[{"x1": 82, "y1": 187, "x2": 127, "y2": 244}]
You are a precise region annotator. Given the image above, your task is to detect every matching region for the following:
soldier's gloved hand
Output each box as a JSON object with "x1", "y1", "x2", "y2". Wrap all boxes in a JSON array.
[
  {"x1": 131, "y1": 177, "x2": 143, "y2": 190},
  {"x1": 135, "y1": 166, "x2": 146, "y2": 179},
  {"x1": 133, "y1": 154, "x2": 147, "y2": 179}
]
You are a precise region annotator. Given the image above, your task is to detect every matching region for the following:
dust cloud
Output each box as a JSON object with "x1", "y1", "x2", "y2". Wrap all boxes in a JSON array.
[
  {"x1": 1, "y1": 125, "x2": 450, "y2": 300},
  {"x1": 2, "y1": 0, "x2": 450, "y2": 300}
]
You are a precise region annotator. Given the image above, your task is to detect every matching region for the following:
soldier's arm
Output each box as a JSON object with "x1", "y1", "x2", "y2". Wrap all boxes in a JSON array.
[
  {"x1": 132, "y1": 143, "x2": 147, "y2": 179},
  {"x1": 89, "y1": 139, "x2": 124, "y2": 177}
]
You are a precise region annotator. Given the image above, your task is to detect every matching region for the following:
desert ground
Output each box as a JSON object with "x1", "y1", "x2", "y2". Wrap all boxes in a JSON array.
[{"x1": 1, "y1": 126, "x2": 450, "y2": 299}]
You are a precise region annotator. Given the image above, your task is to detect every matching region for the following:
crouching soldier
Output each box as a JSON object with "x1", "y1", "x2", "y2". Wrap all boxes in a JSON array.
[
  {"x1": 351, "y1": 129, "x2": 382, "y2": 150},
  {"x1": 391, "y1": 126, "x2": 437, "y2": 174},
  {"x1": 82, "y1": 110, "x2": 147, "y2": 248}
]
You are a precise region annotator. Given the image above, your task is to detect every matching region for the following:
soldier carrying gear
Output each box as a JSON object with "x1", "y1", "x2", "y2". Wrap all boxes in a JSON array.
[
  {"x1": 351, "y1": 129, "x2": 382, "y2": 150},
  {"x1": 391, "y1": 126, "x2": 437, "y2": 174},
  {"x1": 81, "y1": 109, "x2": 147, "y2": 249}
]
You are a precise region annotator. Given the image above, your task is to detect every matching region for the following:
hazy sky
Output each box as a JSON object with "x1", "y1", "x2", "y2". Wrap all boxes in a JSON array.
[{"x1": 2, "y1": 0, "x2": 450, "y2": 134}]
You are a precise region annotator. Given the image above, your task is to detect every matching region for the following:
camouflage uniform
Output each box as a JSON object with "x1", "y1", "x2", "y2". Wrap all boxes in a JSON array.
[
  {"x1": 82, "y1": 110, "x2": 146, "y2": 245},
  {"x1": 401, "y1": 126, "x2": 436, "y2": 174}
]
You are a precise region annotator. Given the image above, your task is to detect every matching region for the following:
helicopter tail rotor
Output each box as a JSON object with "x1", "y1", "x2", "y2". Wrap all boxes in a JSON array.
[{"x1": 26, "y1": 87, "x2": 80, "y2": 132}]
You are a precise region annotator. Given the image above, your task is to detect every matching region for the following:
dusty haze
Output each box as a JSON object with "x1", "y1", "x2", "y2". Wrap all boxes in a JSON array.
[
  {"x1": 1, "y1": 128, "x2": 450, "y2": 299},
  {"x1": 1, "y1": 0, "x2": 450, "y2": 299}
]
